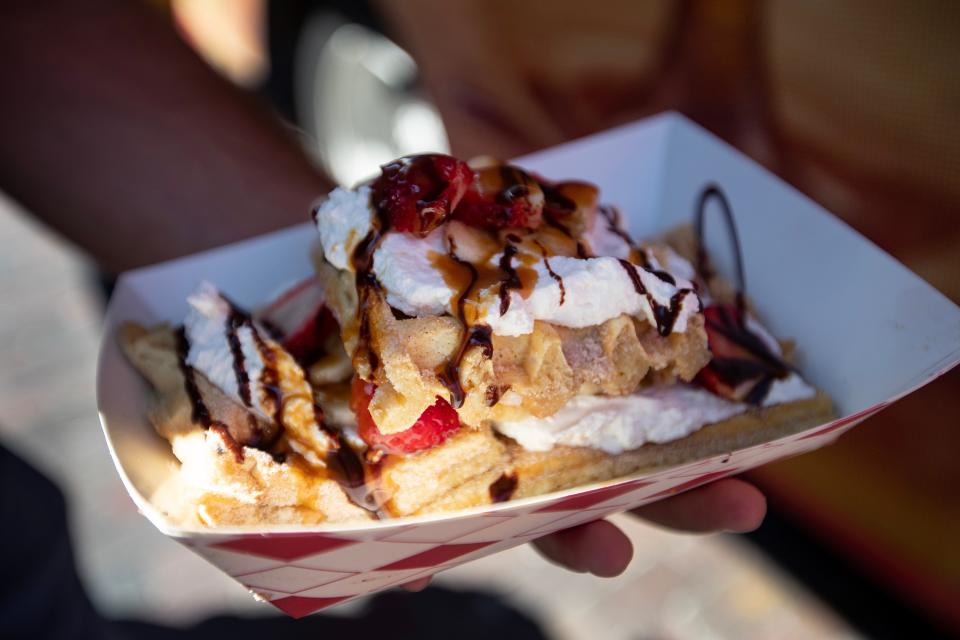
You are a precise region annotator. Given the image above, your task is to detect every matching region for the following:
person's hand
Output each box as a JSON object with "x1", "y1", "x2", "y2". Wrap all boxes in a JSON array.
[
  {"x1": 401, "y1": 477, "x2": 765, "y2": 590},
  {"x1": 532, "y1": 478, "x2": 766, "y2": 577}
]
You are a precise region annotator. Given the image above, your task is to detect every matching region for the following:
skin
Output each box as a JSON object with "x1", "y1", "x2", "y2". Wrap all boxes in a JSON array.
[
  {"x1": 405, "y1": 478, "x2": 766, "y2": 590},
  {"x1": 0, "y1": 0, "x2": 767, "y2": 587}
]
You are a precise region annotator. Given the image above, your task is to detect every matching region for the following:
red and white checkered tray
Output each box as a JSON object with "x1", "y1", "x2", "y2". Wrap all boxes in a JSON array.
[{"x1": 97, "y1": 113, "x2": 960, "y2": 618}]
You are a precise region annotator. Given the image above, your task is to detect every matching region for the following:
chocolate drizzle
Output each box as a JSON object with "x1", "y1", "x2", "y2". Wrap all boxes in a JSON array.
[
  {"x1": 174, "y1": 327, "x2": 244, "y2": 462},
  {"x1": 489, "y1": 472, "x2": 518, "y2": 503},
  {"x1": 351, "y1": 226, "x2": 385, "y2": 374},
  {"x1": 708, "y1": 305, "x2": 789, "y2": 376},
  {"x1": 542, "y1": 208, "x2": 591, "y2": 259},
  {"x1": 218, "y1": 297, "x2": 287, "y2": 430},
  {"x1": 497, "y1": 166, "x2": 532, "y2": 206},
  {"x1": 695, "y1": 184, "x2": 746, "y2": 302},
  {"x1": 537, "y1": 182, "x2": 591, "y2": 258},
  {"x1": 497, "y1": 243, "x2": 523, "y2": 315},
  {"x1": 436, "y1": 237, "x2": 494, "y2": 408},
  {"x1": 251, "y1": 328, "x2": 284, "y2": 427},
  {"x1": 180, "y1": 292, "x2": 298, "y2": 458},
  {"x1": 541, "y1": 181, "x2": 576, "y2": 216},
  {"x1": 599, "y1": 205, "x2": 645, "y2": 264},
  {"x1": 225, "y1": 310, "x2": 253, "y2": 407},
  {"x1": 617, "y1": 259, "x2": 694, "y2": 337},
  {"x1": 702, "y1": 304, "x2": 791, "y2": 405},
  {"x1": 693, "y1": 184, "x2": 791, "y2": 404},
  {"x1": 318, "y1": 416, "x2": 384, "y2": 516},
  {"x1": 598, "y1": 205, "x2": 681, "y2": 286},
  {"x1": 535, "y1": 240, "x2": 565, "y2": 305},
  {"x1": 440, "y1": 324, "x2": 494, "y2": 409},
  {"x1": 210, "y1": 425, "x2": 245, "y2": 462},
  {"x1": 175, "y1": 327, "x2": 214, "y2": 427}
]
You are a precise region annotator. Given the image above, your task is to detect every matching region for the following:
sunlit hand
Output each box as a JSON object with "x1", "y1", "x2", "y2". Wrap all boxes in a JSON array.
[
  {"x1": 532, "y1": 478, "x2": 767, "y2": 576},
  {"x1": 401, "y1": 477, "x2": 765, "y2": 590}
]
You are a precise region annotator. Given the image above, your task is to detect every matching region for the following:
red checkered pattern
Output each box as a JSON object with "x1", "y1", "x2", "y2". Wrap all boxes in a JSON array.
[{"x1": 177, "y1": 408, "x2": 874, "y2": 618}]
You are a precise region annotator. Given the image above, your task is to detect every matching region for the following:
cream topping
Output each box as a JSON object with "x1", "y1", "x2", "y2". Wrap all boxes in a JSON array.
[
  {"x1": 314, "y1": 185, "x2": 374, "y2": 271},
  {"x1": 314, "y1": 187, "x2": 701, "y2": 337},
  {"x1": 184, "y1": 282, "x2": 272, "y2": 420},
  {"x1": 494, "y1": 375, "x2": 816, "y2": 455},
  {"x1": 183, "y1": 282, "x2": 332, "y2": 464}
]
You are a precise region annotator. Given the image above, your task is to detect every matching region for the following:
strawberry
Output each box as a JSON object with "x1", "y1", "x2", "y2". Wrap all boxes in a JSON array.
[
  {"x1": 695, "y1": 303, "x2": 789, "y2": 404},
  {"x1": 452, "y1": 164, "x2": 544, "y2": 229},
  {"x1": 256, "y1": 277, "x2": 336, "y2": 365},
  {"x1": 281, "y1": 307, "x2": 337, "y2": 366},
  {"x1": 350, "y1": 377, "x2": 462, "y2": 454},
  {"x1": 372, "y1": 154, "x2": 474, "y2": 236}
]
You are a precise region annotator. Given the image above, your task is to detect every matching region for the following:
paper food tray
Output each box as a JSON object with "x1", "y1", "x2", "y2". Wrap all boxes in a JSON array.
[{"x1": 96, "y1": 112, "x2": 960, "y2": 618}]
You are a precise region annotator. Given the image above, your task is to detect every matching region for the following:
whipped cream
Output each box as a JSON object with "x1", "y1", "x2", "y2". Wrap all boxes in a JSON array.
[
  {"x1": 315, "y1": 185, "x2": 374, "y2": 271},
  {"x1": 184, "y1": 282, "x2": 273, "y2": 420},
  {"x1": 486, "y1": 250, "x2": 696, "y2": 336},
  {"x1": 494, "y1": 375, "x2": 816, "y2": 455},
  {"x1": 495, "y1": 303, "x2": 817, "y2": 455},
  {"x1": 314, "y1": 187, "x2": 701, "y2": 337}
]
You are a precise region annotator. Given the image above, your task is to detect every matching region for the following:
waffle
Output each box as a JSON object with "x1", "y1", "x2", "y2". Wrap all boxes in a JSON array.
[
  {"x1": 119, "y1": 323, "x2": 372, "y2": 526},
  {"x1": 119, "y1": 154, "x2": 834, "y2": 528},
  {"x1": 414, "y1": 392, "x2": 834, "y2": 515},
  {"x1": 120, "y1": 322, "x2": 511, "y2": 524},
  {"x1": 315, "y1": 248, "x2": 711, "y2": 435}
]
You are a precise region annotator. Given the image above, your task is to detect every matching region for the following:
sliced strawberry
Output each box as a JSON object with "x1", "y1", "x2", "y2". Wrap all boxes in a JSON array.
[
  {"x1": 350, "y1": 377, "x2": 461, "y2": 454},
  {"x1": 695, "y1": 303, "x2": 789, "y2": 404},
  {"x1": 282, "y1": 307, "x2": 338, "y2": 365},
  {"x1": 372, "y1": 154, "x2": 474, "y2": 236},
  {"x1": 452, "y1": 164, "x2": 544, "y2": 229},
  {"x1": 256, "y1": 277, "x2": 336, "y2": 365}
]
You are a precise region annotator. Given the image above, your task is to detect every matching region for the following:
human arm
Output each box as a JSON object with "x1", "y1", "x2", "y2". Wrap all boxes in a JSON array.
[
  {"x1": 0, "y1": 0, "x2": 332, "y2": 274},
  {"x1": 0, "y1": 0, "x2": 766, "y2": 585}
]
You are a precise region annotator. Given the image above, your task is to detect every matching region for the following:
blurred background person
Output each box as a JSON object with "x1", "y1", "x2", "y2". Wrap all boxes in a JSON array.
[{"x1": 1, "y1": 1, "x2": 956, "y2": 638}]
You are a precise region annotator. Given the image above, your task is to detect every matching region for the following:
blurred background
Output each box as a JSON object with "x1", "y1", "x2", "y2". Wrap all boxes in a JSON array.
[{"x1": 1, "y1": 0, "x2": 957, "y2": 638}]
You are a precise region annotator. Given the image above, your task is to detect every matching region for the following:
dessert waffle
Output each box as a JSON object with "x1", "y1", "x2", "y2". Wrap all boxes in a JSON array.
[{"x1": 119, "y1": 154, "x2": 833, "y2": 527}]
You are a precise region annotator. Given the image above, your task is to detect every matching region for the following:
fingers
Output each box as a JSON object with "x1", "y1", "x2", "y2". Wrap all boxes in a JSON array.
[
  {"x1": 631, "y1": 477, "x2": 767, "y2": 533},
  {"x1": 531, "y1": 479, "x2": 765, "y2": 578},
  {"x1": 532, "y1": 519, "x2": 633, "y2": 577},
  {"x1": 413, "y1": 479, "x2": 765, "y2": 585},
  {"x1": 399, "y1": 576, "x2": 432, "y2": 592}
]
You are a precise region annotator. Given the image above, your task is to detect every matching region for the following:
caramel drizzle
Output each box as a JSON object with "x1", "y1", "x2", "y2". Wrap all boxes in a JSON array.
[
  {"x1": 351, "y1": 224, "x2": 385, "y2": 375},
  {"x1": 249, "y1": 327, "x2": 285, "y2": 427},
  {"x1": 542, "y1": 209, "x2": 591, "y2": 259},
  {"x1": 436, "y1": 236, "x2": 494, "y2": 408},
  {"x1": 617, "y1": 258, "x2": 694, "y2": 337},
  {"x1": 540, "y1": 181, "x2": 591, "y2": 259},
  {"x1": 182, "y1": 287, "x2": 379, "y2": 512}
]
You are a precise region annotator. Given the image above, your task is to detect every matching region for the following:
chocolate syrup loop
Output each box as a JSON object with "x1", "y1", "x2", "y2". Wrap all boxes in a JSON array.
[{"x1": 695, "y1": 184, "x2": 747, "y2": 306}]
